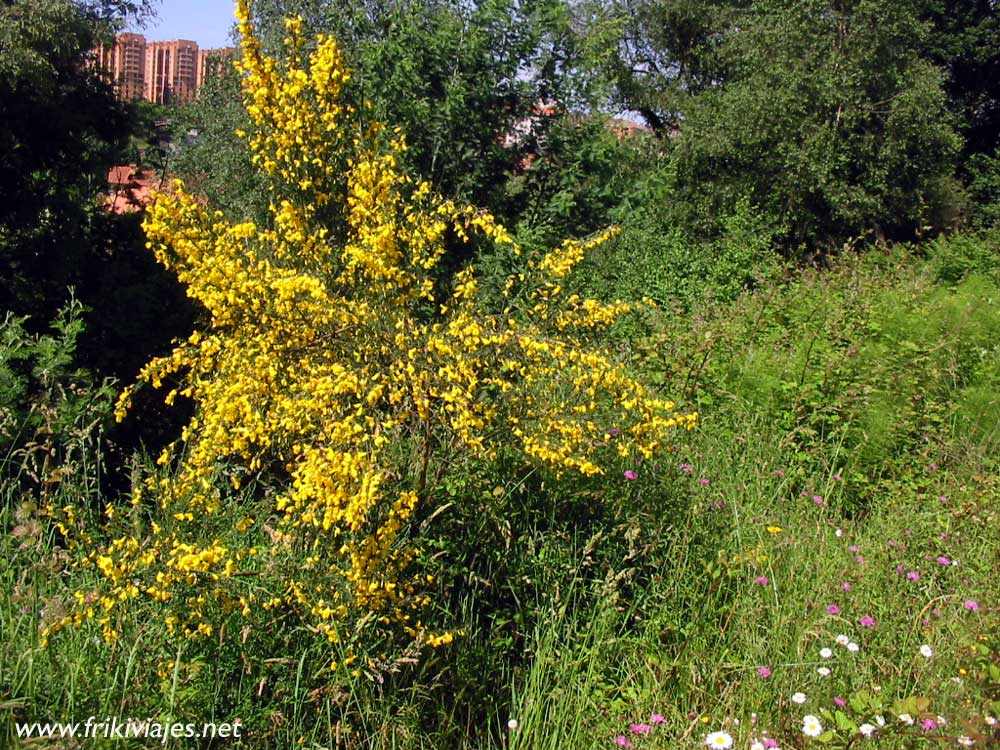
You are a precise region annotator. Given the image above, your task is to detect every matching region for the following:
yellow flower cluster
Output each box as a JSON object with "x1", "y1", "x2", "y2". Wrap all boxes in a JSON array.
[{"x1": 52, "y1": 0, "x2": 695, "y2": 663}]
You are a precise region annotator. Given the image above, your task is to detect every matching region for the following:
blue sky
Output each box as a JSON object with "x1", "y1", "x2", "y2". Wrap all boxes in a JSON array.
[{"x1": 128, "y1": 0, "x2": 238, "y2": 49}]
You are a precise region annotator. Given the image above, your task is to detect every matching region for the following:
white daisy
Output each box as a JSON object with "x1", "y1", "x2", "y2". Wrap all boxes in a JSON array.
[
  {"x1": 705, "y1": 730, "x2": 733, "y2": 748},
  {"x1": 835, "y1": 634, "x2": 850, "y2": 646},
  {"x1": 820, "y1": 647, "x2": 833, "y2": 659},
  {"x1": 802, "y1": 715, "x2": 823, "y2": 737},
  {"x1": 898, "y1": 714, "x2": 915, "y2": 726},
  {"x1": 751, "y1": 742, "x2": 765, "y2": 750},
  {"x1": 817, "y1": 667, "x2": 831, "y2": 676},
  {"x1": 791, "y1": 692, "x2": 808, "y2": 704},
  {"x1": 957, "y1": 736, "x2": 974, "y2": 747},
  {"x1": 859, "y1": 723, "x2": 876, "y2": 737},
  {"x1": 847, "y1": 642, "x2": 860, "y2": 652},
  {"x1": 920, "y1": 644, "x2": 933, "y2": 658}
]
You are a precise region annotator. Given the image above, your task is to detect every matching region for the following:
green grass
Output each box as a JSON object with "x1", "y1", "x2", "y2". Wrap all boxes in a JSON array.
[{"x1": 3, "y1": 237, "x2": 999, "y2": 748}]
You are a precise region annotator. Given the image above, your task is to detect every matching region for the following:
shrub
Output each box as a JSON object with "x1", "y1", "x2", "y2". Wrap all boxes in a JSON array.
[{"x1": 47, "y1": 0, "x2": 695, "y2": 678}]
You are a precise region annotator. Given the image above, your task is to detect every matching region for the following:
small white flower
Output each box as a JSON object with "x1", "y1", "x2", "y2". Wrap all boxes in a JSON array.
[
  {"x1": 920, "y1": 644, "x2": 934, "y2": 658},
  {"x1": 847, "y1": 642, "x2": 860, "y2": 652},
  {"x1": 835, "y1": 634, "x2": 850, "y2": 646},
  {"x1": 751, "y1": 742, "x2": 765, "y2": 750},
  {"x1": 835, "y1": 528, "x2": 843, "y2": 537},
  {"x1": 957, "y1": 736, "x2": 974, "y2": 747},
  {"x1": 705, "y1": 730, "x2": 733, "y2": 748},
  {"x1": 791, "y1": 692, "x2": 808, "y2": 704},
  {"x1": 898, "y1": 713, "x2": 915, "y2": 726},
  {"x1": 875, "y1": 716, "x2": 885, "y2": 727},
  {"x1": 802, "y1": 715, "x2": 823, "y2": 737},
  {"x1": 985, "y1": 715, "x2": 997, "y2": 726},
  {"x1": 820, "y1": 647, "x2": 833, "y2": 659},
  {"x1": 507, "y1": 719, "x2": 518, "y2": 730},
  {"x1": 817, "y1": 667, "x2": 831, "y2": 676},
  {"x1": 937, "y1": 715, "x2": 947, "y2": 726},
  {"x1": 859, "y1": 723, "x2": 876, "y2": 737}
]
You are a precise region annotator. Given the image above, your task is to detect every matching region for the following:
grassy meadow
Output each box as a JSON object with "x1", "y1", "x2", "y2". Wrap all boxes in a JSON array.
[{"x1": 3, "y1": 232, "x2": 998, "y2": 749}]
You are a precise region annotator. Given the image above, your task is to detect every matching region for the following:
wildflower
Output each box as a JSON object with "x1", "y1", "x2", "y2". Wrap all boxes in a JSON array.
[
  {"x1": 897, "y1": 565, "x2": 907, "y2": 576},
  {"x1": 898, "y1": 714, "x2": 914, "y2": 725},
  {"x1": 819, "y1": 647, "x2": 833, "y2": 658},
  {"x1": 847, "y1": 642, "x2": 860, "y2": 652},
  {"x1": 842, "y1": 582, "x2": 852, "y2": 591},
  {"x1": 833, "y1": 697, "x2": 846, "y2": 708},
  {"x1": 801, "y1": 715, "x2": 823, "y2": 737},
  {"x1": 957, "y1": 736, "x2": 974, "y2": 747},
  {"x1": 614, "y1": 737, "x2": 635, "y2": 748},
  {"x1": 630, "y1": 724, "x2": 653, "y2": 735},
  {"x1": 812, "y1": 495, "x2": 824, "y2": 505},
  {"x1": 920, "y1": 644, "x2": 933, "y2": 658},
  {"x1": 699, "y1": 477, "x2": 711, "y2": 486},
  {"x1": 624, "y1": 470, "x2": 638, "y2": 480},
  {"x1": 937, "y1": 556, "x2": 951, "y2": 566},
  {"x1": 650, "y1": 714, "x2": 666, "y2": 725},
  {"x1": 858, "y1": 615, "x2": 876, "y2": 628},
  {"x1": 826, "y1": 604, "x2": 841, "y2": 615},
  {"x1": 772, "y1": 469, "x2": 785, "y2": 477},
  {"x1": 507, "y1": 719, "x2": 519, "y2": 730},
  {"x1": 766, "y1": 526, "x2": 783, "y2": 534},
  {"x1": 751, "y1": 742, "x2": 765, "y2": 750},
  {"x1": 921, "y1": 718, "x2": 938, "y2": 732},
  {"x1": 835, "y1": 528, "x2": 843, "y2": 537},
  {"x1": 963, "y1": 599, "x2": 980, "y2": 611},
  {"x1": 906, "y1": 570, "x2": 920, "y2": 581},
  {"x1": 755, "y1": 576, "x2": 769, "y2": 586},
  {"x1": 680, "y1": 463, "x2": 694, "y2": 474},
  {"x1": 833, "y1": 473, "x2": 842, "y2": 481},
  {"x1": 859, "y1": 723, "x2": 876, "y2": 737},
  {"x1": 875, "y1": 716, "x2": 885, "y2": 727},
  {"x1": 985, "y1": 716, "x2": 996, "y2": 726},
  {"x1": 849, "y1": 545, "x2": 859, "y2": 553},
  {"x1": 756, "y1": 666, "x2": 772, "y2": 679},
  {"x1": 763, "y1": 740, "x2": 778, "y2": 749},
  {"x1": 791, "y1": 692, "x2": 807, "y2": 704},
  {"x1": 817, "y1": 667, "x2": 831, "y2": 676},
  {"x1": 835, "y1": 634, "x2": 849, "y2": 646},
  {"x1": 705, "y1": 731, "x2": 733, "y2": 748}
]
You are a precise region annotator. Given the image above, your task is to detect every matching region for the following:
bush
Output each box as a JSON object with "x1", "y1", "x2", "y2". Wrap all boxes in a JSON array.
[{"x1": 47, "y1": 1, "x2": 695, "y2": 702}]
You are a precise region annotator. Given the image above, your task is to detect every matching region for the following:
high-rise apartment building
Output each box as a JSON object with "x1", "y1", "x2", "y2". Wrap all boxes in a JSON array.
[
  {"x1": 144, "y1": 40, "x2": 199, "y2": 104},
  {"x1": 92, "y1": 34, "x2": 233, "y2": 105},
  {"x1": 93, "y1": 32, "x2": 147, "y2": 100}
]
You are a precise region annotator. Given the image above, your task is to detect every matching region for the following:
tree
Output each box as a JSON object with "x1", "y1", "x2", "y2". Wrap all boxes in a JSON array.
[{"x1": 667, "y1": 0, "x2": 961, "y2": 249}]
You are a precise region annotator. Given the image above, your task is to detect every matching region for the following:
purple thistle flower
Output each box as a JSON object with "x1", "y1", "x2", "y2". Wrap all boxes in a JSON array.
[
  {"x1": 964, "y1": 599, "x2": 980, "y2": 611},
  {"x1": 826, "y1": 604, "x2": 841, "y2": 615},
  {"x1": 756, "y1": 666, "x2": 772, "y2": 679},
  {"x1": 623, "y1": 470, "x2": 638, "y2": 480},
  {"x1": 859, "y1": 615, "x2": 876, "y2": 627}
]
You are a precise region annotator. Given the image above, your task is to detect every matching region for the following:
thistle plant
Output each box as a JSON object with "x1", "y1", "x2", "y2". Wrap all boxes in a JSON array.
[{"x1": 46, "y1": 0, "x2": 695, "y2": 668}]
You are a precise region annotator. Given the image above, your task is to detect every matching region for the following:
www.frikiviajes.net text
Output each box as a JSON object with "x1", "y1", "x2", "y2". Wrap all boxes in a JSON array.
[{"x1": 15, "y1": 716, "x2": 242, "y2": 743}]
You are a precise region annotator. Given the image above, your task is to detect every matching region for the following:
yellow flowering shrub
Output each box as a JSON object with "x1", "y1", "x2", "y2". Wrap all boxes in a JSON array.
[{"x1": 48, "y1": 0, "x2": 695, "y2": 661}]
